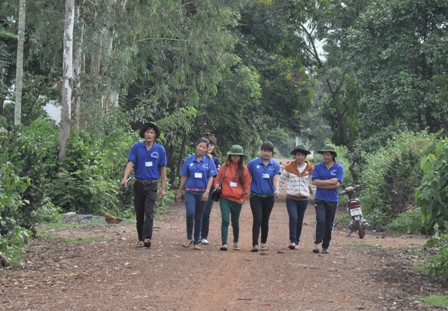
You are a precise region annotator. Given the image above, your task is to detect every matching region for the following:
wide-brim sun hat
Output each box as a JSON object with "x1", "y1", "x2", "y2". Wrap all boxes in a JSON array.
[
  {"x1": 140, "y1": 122, "x2": 160, "y2": 139},
  {"x1": 317, "y1": 144, "x2": 337, "y2": 157},
  {"x1": 227, "y1": 145, "x2": 245, "y2": 156},
  {"x1": 290, "y1": 144, "x2": 311, "y2": 156}
]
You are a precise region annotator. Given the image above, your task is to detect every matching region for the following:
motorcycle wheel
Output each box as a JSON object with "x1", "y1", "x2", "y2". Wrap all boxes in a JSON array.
[{"x1": 355, "y1": 221, "x2": 365, "y2": 239}]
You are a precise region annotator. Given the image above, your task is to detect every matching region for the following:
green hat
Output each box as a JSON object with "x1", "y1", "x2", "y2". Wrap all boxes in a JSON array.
[
  {"x1": 317, "y1": 144, "x2": 337, "y2": 157},
  {"x1": 227, "y1": 145, "x2": 245, "y2": 156},
  {"x1": 290, "y1": 144, "x2": 311, "y2": 156},
  {"x1": 140, "y1": 122, "x2": 160, "y2": 139}
]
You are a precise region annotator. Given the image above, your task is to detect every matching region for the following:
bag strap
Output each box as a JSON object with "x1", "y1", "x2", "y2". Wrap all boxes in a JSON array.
[{"x1": 218, "y1": 164, "x2": 228, "y2": 187}]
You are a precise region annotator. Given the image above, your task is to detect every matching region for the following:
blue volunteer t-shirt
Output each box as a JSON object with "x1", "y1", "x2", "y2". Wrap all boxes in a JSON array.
[
  {"x1": 312, "y1": 161, "x2": 344, "y2": 202},
  {"x1": 247, "y1": 157, "x2": 281, "y2": 195},
  {"x1": 128, "y1": 142, "x2": 167, "y2": 180},
  {"x1": 180, "y1": 154, "x2": 217, "y2": 190}
]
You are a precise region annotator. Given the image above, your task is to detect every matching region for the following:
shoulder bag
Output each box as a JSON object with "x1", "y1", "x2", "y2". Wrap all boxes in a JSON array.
[{"x1": 211, "y1": 164, "x2": 227, "y2": 202}]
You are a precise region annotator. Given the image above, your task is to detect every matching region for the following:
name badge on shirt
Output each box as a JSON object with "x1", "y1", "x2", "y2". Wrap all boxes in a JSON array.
[
  {"x1": 145, "y1": 161, "x2": 153, "y2": 167},
  {"x1": 195, "y1": 172, "x2": 203, "y2": 178},
  {"x1": 262, "y1": 173, "x2": 270, "y2": 179},
  {"x1": 230, "y1": 181, "x2": 237, "y2": 188}
]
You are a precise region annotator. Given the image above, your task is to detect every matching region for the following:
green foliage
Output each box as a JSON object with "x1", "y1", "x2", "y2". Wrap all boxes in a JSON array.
[
  {"x1": 0, "y1": 161, "x2": 30, "y2": 235},
  {"x1": 416, "y1": 295, "x2": 448, "y2": 308},
  {"x1": 0, "y1": 226, "x2": 32, "y2": 267},
  {"x1": 387, "y1": 207, "x2": 424, "y2": 234},
  {"x1": 359, "y1": 130, "x2": 433, "y2": 226},
  {"x1": 348, "y1": 0, "x2": 448, "y2": 135},
  {"x1": 417, "y1": 137, "x2": 448, "y2": 233},
  {"x1": 423, "y1": 234, "x2": 448, "y2": 277},
  {"x1": 0, "y1": 118, "x2": 60, "y2": 233},
  {"x1": 266, "y1": 128, "x2": 295, "y2": 158}
]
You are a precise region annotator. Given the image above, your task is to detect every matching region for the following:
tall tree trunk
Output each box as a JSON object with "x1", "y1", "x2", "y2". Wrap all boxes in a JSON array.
[
  {"x1": 73, "y1": 7, "x2": 84, "y2": 129},
  {"x1": 58, "y1": 0, "x2": 75, "y2": 162},
  {"x1": 14, "y1": 0, "x2": 26, "y2": 125}
]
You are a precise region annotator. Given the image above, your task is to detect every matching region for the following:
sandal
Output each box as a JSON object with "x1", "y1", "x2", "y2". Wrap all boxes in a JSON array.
[
  {"x1": 193, "y1": 244, "x2": 201, "y2": 250},
  {"x1": 182, "y1": 240, "x2": 193, "y2": 248},
  {"x1": 143, "y1": 238, "x2": 151, "y2": 248}
]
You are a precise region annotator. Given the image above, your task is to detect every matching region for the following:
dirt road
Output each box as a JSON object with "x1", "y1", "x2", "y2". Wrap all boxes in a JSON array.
[{"x1": 0, "y1": 193, "x2": 445, "y2": 311}]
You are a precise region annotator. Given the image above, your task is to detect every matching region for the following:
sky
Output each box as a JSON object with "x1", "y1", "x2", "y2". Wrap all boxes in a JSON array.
[{"x1": 44, "y1": 102, "x2": 61, "y2": 123}]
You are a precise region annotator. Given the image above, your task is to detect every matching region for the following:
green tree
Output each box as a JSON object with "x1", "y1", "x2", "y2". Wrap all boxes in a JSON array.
[
  {"x1": 348, "y1": 0, "x2": 448, "y2": 135},
  {"x1": 234, "y1": 0, "x2": 315, "y2": 135}
]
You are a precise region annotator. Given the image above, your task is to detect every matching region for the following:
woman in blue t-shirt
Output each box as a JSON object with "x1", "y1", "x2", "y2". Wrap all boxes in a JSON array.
[
  {"x1": 176, "y1": 137, "x2": 217, "y2": 250},
  {"x1": 247, "y1": 141, "x2": 281, "y2": 252}
]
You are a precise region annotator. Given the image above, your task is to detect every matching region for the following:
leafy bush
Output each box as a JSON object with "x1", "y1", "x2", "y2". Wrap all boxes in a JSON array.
[
  {"x1": 423, "y1": 234, "x2": 448, "y2": 277},
  {"x1": 0, "y1": 226, "x2": 32, "y2": 267},
  {"x1": 386, "y1": 206, "x2": 424, "y2": 234},
  {"x1": 47, "y1": 125, "x2": 134, "y2": 215},
  {"x1": 416, "y1": 137, "x2": 448, "y2": 233},
  {"x1": 0, "y1": 161, "x2": 31, "y2": 235},
  {"x1": 359, "y1": 130, "x2": 433, "y2": 227},
  {"x1": 0, "y1": 117, "x2": 59, "y2": 233}
]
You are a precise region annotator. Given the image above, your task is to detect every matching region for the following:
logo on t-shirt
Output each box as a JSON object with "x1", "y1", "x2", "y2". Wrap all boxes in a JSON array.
[
  {"x1": 151, "y1": 152, "x2": 159, "y2": 158},
  {"x1": 203, "y1": 163, "x2": 209, "y2": 169},
  {"x1": 331, "y1": 170, "x2": 338, "y2": 176}
]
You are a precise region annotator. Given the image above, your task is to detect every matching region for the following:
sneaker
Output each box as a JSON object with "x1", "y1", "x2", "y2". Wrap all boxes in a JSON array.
[
  {"x1": 220, "y1": 244, "x2": 228, "y2": 251},
  {"x1": 321, "y1": 248, "x2": 329, "y2": 254},
  {"x1": 312, "y1": 244, "x2": 320, "y2": 253},
  {"x1": 233, "y1": 243, "x2": 240, "y2": 251},
  {"x1": 201, "y1": 239, "x2": 209, "y2": 245},
  {"x1": 260, "y1": 243, "x2": 267, "y2": 251},
  {"x1": 251, "y1": 245, "x2": 259, "y2": 252},
  {"x1": 136, "y1": 241, "x2": 144, "y2": 248}
]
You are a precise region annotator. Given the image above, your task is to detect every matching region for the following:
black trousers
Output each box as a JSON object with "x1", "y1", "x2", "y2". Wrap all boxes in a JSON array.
[
  {"x1": 134, "y1": 182, "x2": 158, "y2": 241},
  {"x1": 250, "y1": 195, "x2": 275, "y2": 246}
]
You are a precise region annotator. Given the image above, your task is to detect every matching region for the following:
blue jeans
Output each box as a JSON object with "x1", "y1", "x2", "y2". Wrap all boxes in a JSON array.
[
  {"x1": 286, "y1": 198, "x2": 308, "y2": 244},
  {"x1": 314, "y1": 199, "x2": 338, "y2": 249},
  {"x1": 201, "y1": 188, "x2": 215, "y2": 240},
  {"x1": 184, "y1": 191, "x2": 207, "y2": 245}
]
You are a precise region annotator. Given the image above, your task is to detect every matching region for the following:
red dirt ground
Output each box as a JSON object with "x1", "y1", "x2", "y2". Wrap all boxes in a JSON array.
[{"x1": 1, "y1": 192, "x2": 446, "y2": 311}]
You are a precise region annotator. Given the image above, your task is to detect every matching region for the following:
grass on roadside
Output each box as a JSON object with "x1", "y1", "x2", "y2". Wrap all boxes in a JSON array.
[
  {"x1": 344, "y1": 242, "x2": 379, "y2": 248},
  {"x1": 415, "y1": 295, "x2": 448, "y2": 308},
  {"x1": 63, "y1": 236, "x2": 107, "y2": 244}
]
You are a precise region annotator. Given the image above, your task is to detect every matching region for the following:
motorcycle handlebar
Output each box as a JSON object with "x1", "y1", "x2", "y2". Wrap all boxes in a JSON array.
[{"x1": 339, "y1": 184, "x2": 365, "y2": 196}]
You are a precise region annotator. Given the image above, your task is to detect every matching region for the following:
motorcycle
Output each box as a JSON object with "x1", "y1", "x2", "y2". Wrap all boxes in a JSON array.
[{"x1": 339, "y1": 184, "x2": 368, "y2": 238}]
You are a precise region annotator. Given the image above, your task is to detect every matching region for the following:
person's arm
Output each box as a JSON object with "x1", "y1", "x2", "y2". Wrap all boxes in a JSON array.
[
  {"x1": 158, "y1": 166, "x2": 166, "y2": 199},
  {"x1": 240, "y1": 167, "x2": 251, "y2": 203},
  {"x1": 273, "y1": 173, "x2": 280, "y2": 198},
  {"x1": 176, "y1": 175, "x2": 188, "y2": 202},
  {"x1": 202, "y1": 176, "x2": 214, "y2": 201},
  {"x1": 214, "y1": 164, "x2": 225, "y2": 189},
  {"x1": 278, "y1": 169, "x2": 288, "y2": 193},
  {"x1": 121, "y1": 162, "x2": 134, "y2": 187},
  {"x1": 313, "y1": 178, "x2": 340, "y2": 189}
]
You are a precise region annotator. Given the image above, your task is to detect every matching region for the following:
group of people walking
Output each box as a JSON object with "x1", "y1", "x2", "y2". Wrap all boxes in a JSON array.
[{"x1": 121, "y1": 122, "x2": 344, "y2": 254}]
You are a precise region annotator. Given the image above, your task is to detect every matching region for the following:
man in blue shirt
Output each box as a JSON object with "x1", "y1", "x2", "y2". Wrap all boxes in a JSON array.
[
  {"x1": 121, "y1": 122, "x2": 167, "y2": 249},
  {"x1": 311, "y1": 144, "x2": 344, "y2": 254}
]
